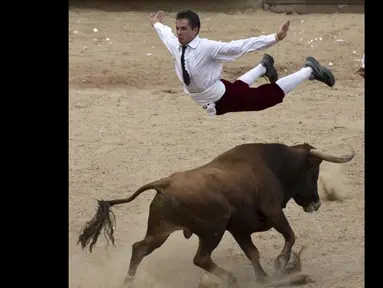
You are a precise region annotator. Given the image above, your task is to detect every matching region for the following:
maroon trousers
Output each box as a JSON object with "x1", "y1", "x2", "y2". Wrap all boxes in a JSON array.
[{"x1": 214, "y1": 79, "x2": 286, "y2": 115}]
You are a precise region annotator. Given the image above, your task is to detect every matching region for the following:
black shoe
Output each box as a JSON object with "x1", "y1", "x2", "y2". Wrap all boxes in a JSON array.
[
  {"x1": 304, "y1": 56, "x2": 335, "y2": 87},
  {"x1": 260, "y1": 54, "x2": 278, "y2": 83}
]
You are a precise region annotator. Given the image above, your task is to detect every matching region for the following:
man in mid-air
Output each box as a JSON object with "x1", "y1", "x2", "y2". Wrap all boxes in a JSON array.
[{"x1": 150, "y1": 10, "x2": 335, "y2": 116}]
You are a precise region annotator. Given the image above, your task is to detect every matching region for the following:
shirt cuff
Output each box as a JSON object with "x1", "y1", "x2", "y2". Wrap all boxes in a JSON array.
[
  {"x1": 270, "y1": 33, "x2": 278, "y2": 43},
  {"x1": 153, "y1": 22, "x2": 163, "y2": 29}
]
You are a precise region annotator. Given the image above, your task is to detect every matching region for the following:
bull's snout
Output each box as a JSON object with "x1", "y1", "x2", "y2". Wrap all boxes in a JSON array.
[{"x1": 303, "y1": 200, "x2": 321, "y2": 213}]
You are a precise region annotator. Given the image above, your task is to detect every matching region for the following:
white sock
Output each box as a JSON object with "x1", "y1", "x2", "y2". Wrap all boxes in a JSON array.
[
  {"x1": 238, "y1": 64, "x2": 267, "y2": 86},
  {"x1": 276, "y1": 67, "x2": 313, "y2": 95}
]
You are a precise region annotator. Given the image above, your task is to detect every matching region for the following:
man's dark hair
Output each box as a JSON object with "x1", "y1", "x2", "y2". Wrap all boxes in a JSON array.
[{"x1": 176, "y1": 10, "x2": 201, "y2": 33}]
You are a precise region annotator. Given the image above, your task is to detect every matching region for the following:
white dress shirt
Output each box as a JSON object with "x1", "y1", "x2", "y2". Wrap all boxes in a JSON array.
[{"x1": 153, "y1": 22, "x2": 278, "y2": 106}]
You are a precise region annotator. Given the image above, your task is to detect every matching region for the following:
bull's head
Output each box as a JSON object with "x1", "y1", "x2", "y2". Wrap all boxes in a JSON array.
[{"x1": 291, "y1": 143, "x2": 354, "y2": 213}]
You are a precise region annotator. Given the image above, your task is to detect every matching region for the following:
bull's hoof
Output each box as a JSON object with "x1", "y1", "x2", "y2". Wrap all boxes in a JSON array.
[
  {"x1": 227, "y1": 279, "x2": 240, "y2": 288},
  {"x1": 274, "y1": 254, "x2": 288, "y2": 271},
  {"x1": 255, "y1": 275, "x2": 269, "y2": 284},
  {"x1": 123, "y1": 276, "x2": 134, "y2": 287},
  {"x1": 274, "y1": 247, "x2": 305, "y2": 276},
  {"x1": 226, "y1": 275, "x2": 240, "y2": 288},
  {"x1": 198, "y1": 274, "x2": 220, "y2": 288}
]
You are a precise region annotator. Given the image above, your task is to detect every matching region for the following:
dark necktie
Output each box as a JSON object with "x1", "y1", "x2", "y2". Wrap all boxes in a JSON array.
[{"x1": 181, "y1": 46, "x2": 190, "y2": 86}]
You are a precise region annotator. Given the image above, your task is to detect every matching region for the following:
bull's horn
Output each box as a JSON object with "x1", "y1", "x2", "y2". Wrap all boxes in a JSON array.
[{"x1": 310, "y1": 147, "x2": 355, "y2": 163}]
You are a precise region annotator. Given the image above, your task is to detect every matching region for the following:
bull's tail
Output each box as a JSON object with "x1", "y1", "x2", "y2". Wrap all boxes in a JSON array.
[{"x1": 77, "y1": 178, "x2": 170, "y2": 253}]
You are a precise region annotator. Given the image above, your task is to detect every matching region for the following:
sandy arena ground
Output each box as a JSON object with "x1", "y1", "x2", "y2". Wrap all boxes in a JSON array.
[{"x1": 69, "y1": 6, "x2": 364, "y2": 288}]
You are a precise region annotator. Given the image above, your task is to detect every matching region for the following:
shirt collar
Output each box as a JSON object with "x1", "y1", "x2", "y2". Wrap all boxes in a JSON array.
[{"x1": 179, "y1": 36, "x2": 200, "y2": 49}]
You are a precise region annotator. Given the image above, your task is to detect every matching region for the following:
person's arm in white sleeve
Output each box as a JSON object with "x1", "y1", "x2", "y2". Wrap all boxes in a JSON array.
[
  {"x1": 153, "y1": 22, "x2": 179, "y2": 55},
  {"x1": 208, "y1": 20, "x2": 290, "y2": 62},
  {"x1": 208, "y1": 34, "x2": 278, "y2": 62}
]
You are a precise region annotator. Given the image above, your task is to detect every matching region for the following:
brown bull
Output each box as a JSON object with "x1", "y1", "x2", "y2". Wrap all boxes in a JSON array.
[{"x1": 78, "y1": 142, "x2": 354, "y2": 287}]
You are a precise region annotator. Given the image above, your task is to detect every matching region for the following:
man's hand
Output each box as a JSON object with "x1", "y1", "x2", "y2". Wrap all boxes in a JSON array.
[
  {"x1": 150, "y1": 11, "x2": 164, "y2": 27},
  {"x1": 276, "y1": 21, "x2": 290, "y2": 42}
]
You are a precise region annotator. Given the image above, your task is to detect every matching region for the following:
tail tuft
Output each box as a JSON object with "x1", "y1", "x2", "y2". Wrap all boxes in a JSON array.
[{"x1": 77, "y1": 200, "x2": 116, "y2": 253}]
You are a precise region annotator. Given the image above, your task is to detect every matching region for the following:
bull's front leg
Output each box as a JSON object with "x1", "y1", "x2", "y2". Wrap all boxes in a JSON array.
[
  {"x1": 262, "y1": 208, "x2": 296, "y2": 275},
  {"x1": 229, "y1": 231, "x2": 268, "y2": 283}
]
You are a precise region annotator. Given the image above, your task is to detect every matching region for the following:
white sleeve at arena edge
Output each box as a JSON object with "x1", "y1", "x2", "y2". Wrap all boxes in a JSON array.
[
  {"x1": 362, "y1": 54, "x2": 365, "y2": 68},
  {"x1": 153, "y1": 22, "x2": 178, "y2": 55},
  {"x1": 208, "y1": 34, "x2": 278, "y2": 63}
]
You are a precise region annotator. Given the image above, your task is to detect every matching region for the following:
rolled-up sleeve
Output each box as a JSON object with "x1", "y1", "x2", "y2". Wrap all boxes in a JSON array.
[
  {"x1": 208, "y1": 34, "x2": 278, "y2": 62},
  {"x1": 153, "y1": 22, "x2": 178, "y2": 55}
]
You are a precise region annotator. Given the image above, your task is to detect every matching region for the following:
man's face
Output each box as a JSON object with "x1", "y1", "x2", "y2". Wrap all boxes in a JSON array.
[{"x1": 175, "y1": 18, "x2": 198, "y2": 46}]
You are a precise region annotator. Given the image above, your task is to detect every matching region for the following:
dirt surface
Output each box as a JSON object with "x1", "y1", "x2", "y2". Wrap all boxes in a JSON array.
[{"x1": 69, "y1": 6, "x2": 364, "y2": 288}]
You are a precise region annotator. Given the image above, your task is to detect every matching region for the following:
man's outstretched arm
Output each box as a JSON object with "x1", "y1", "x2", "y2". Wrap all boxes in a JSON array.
[
  {"x1": 209, "y1": 21, "x2": 290, "y2": 62},
  {"x1": 150, "y1": 11, "x2": 178, "y2": 55}
]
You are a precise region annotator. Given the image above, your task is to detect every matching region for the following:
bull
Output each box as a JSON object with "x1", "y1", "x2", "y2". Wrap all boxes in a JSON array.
[{"x1": 77, "y1": 142, "x2": 354, "y2": 287}]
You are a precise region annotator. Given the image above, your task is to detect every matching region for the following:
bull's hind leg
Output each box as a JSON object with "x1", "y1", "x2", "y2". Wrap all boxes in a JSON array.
[
  {"x1": 125, "y1": 234, "x2": 171, "y2": 284},
  {"x1": 124, "y1": 193, "x2": 180, "y2": 284},
  {"x1": 193, "y1": 233, "x2": 239, "y2": 288}
]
